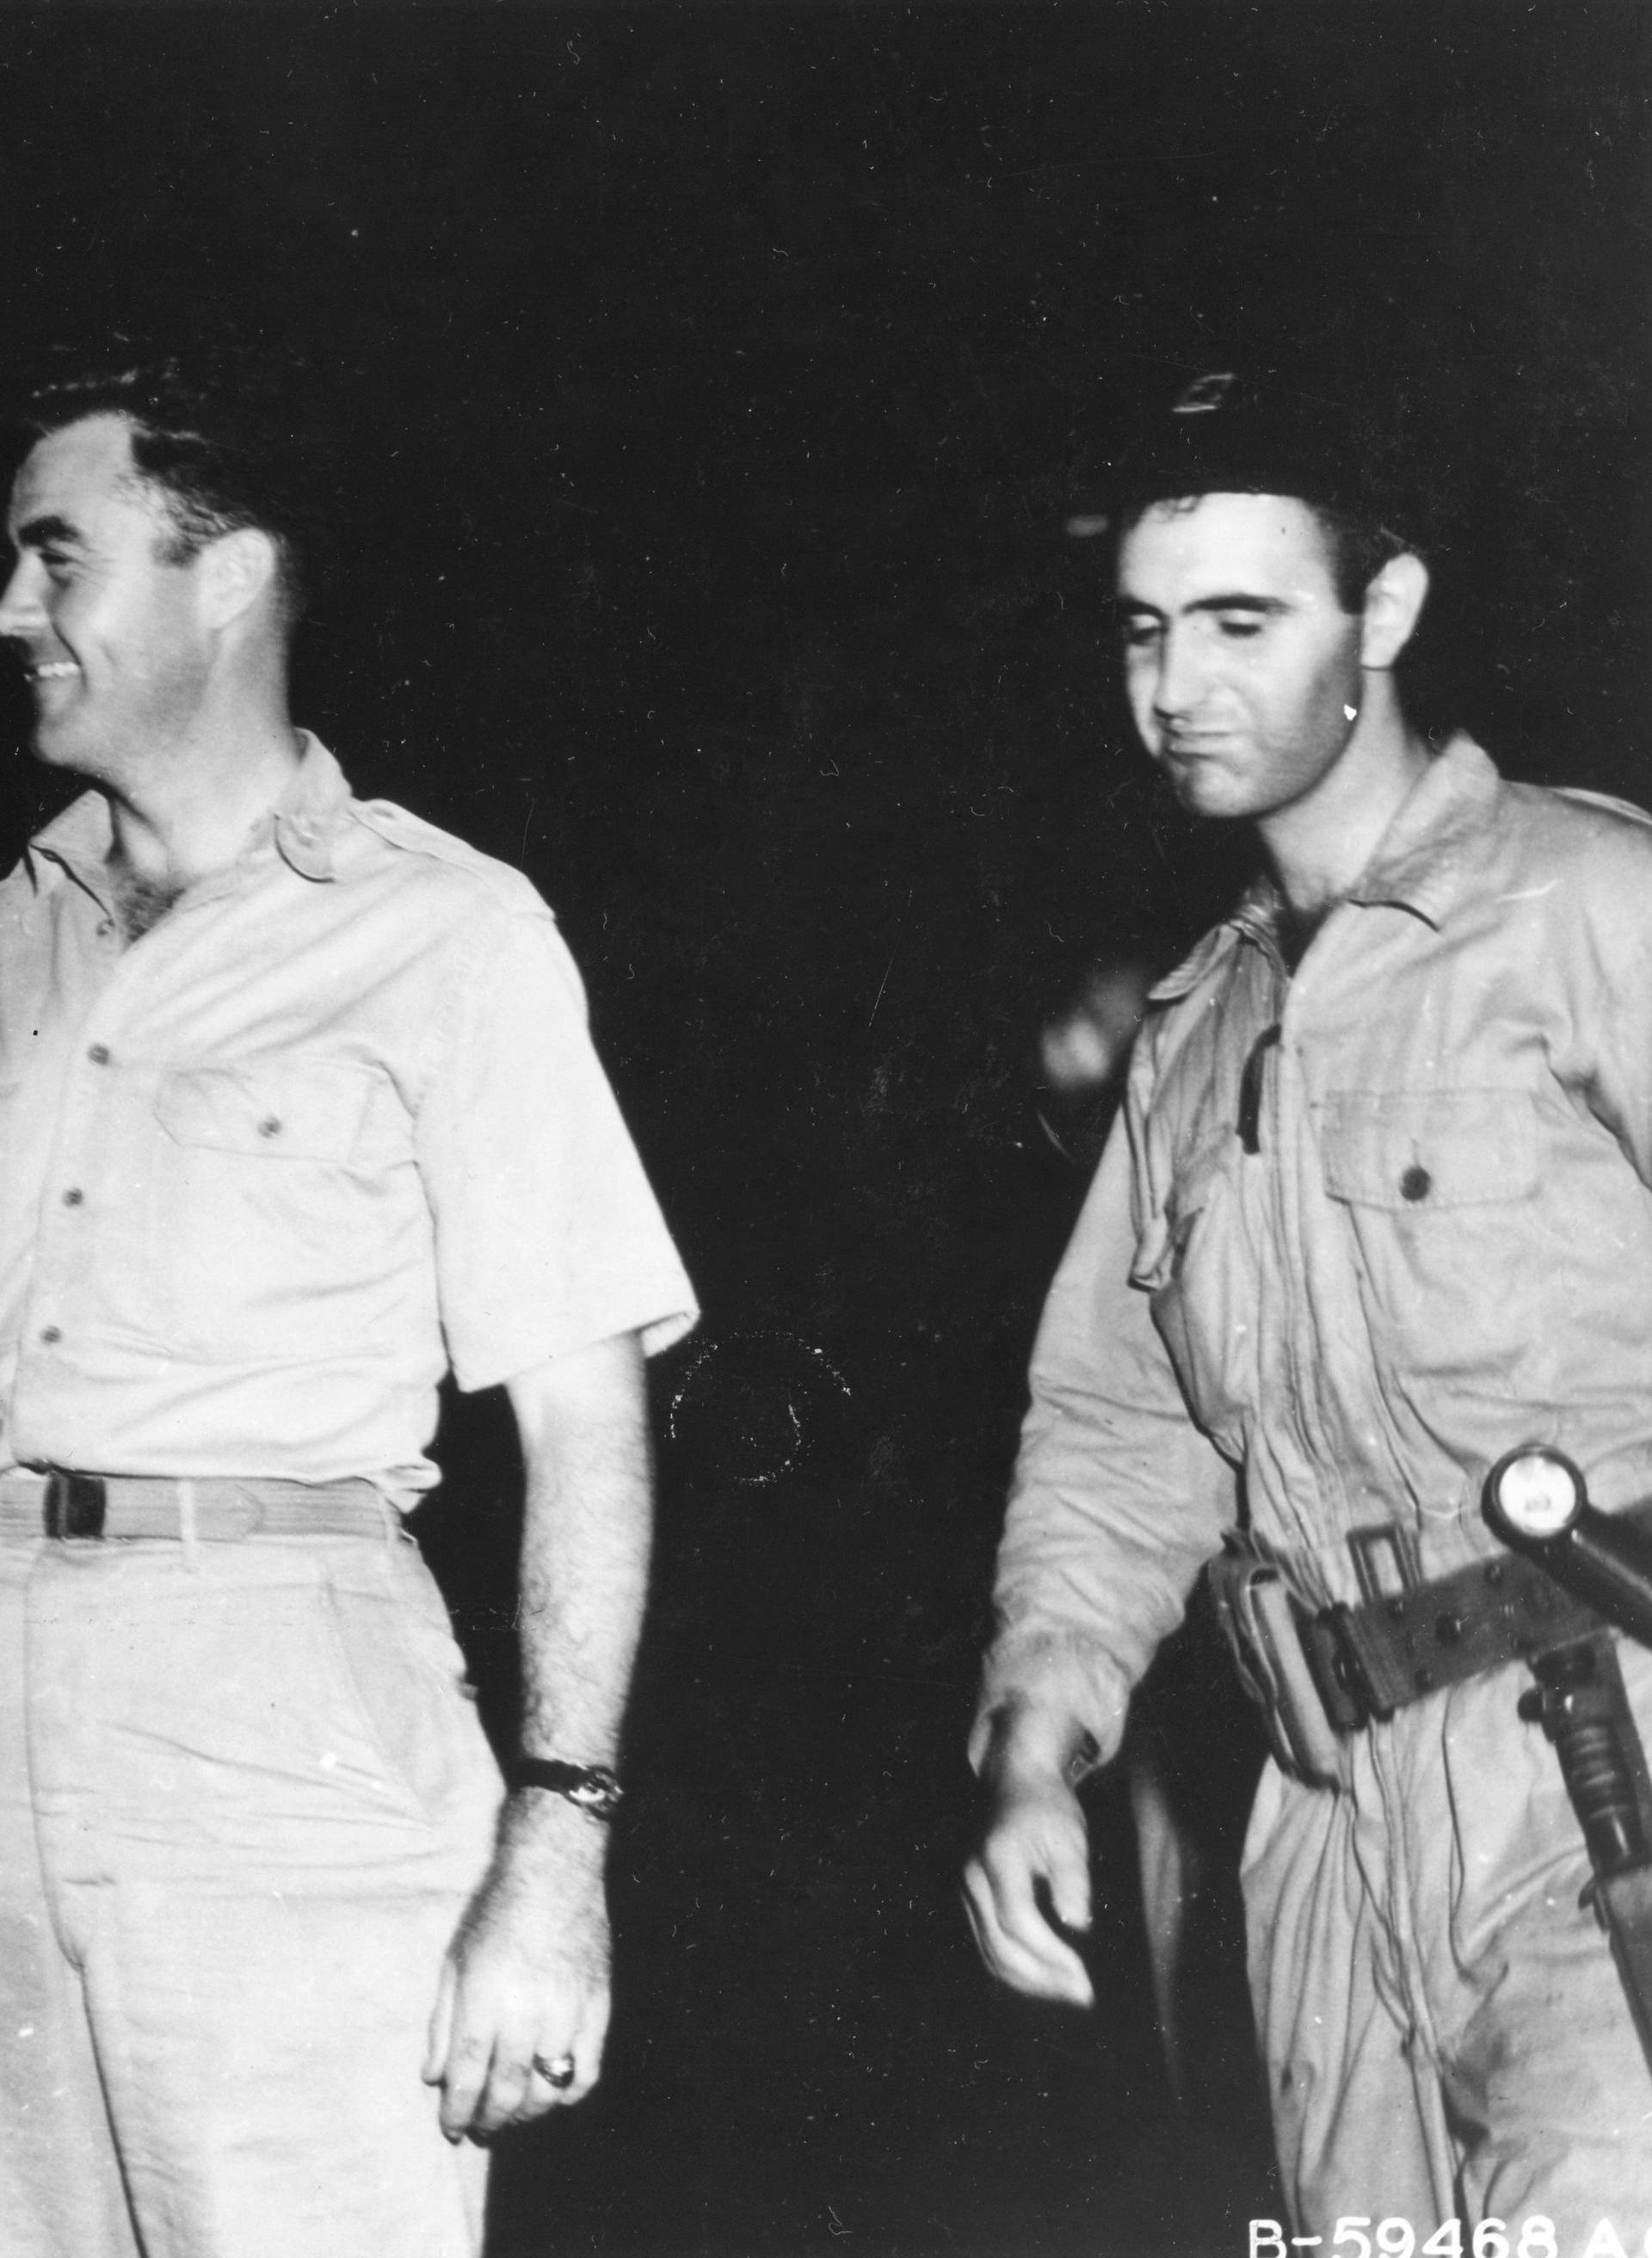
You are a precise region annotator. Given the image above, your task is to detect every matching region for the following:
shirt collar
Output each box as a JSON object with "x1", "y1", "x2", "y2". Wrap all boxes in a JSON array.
[
  {"x1": 1148, "y1": 733, "x2": 1503, "y2": 1003},
  {"x1": 22, "y1": 787, "x2": 114, "y2": 898},
  {"x1": 1343, "y1": 732, "x2": 1501, "y2": 927},
  {"x1": 269, "y1": 733, "x2": 352, "y2": 880},
  {"x1": 24, "y1": 731, "x2": 354, "y2": 896}
]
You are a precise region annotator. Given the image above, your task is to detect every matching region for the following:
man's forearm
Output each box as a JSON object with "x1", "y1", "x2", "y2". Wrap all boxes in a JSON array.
[
  {"x1": 505, "y1": 1332, "x2": 654, "y2": 1787},
  {"x1": 425, "y1": 1332, "x2": 652, "y2": 2140}
]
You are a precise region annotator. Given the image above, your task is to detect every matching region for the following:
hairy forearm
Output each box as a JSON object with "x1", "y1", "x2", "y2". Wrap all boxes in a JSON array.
[{"x1": 506, "y1": 1332, "x2": 654, "y2": 1778}]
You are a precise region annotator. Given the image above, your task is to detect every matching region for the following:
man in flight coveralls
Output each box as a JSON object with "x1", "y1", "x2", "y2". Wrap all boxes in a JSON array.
[
  {"x1": 965, "y1": 367, "x2": 1652, "y2": 2242},
  {"x1": 0, "y1": 351, "x2": 696, "y2": 2257}
]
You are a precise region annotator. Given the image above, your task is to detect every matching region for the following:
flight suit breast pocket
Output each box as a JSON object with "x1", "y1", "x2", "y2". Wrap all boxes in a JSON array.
[{"x1": 1317, "y1": 1086, "x2": 1540, "y2": 1388}]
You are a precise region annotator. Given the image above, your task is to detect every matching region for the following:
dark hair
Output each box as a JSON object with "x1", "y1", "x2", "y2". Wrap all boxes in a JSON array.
[
  {"x1": 22, "y1": 349, "x2": 331, "y2": 626},
  {"x1": 1113, "y1": 489, "x2": 1415, "y2": 614},
  {"x1": 1077, "y1": 366, "x2": 1439, "y2": 614}
]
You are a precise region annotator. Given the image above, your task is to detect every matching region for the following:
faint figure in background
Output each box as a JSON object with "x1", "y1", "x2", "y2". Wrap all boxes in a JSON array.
[{"x1": 1034, "y1": 959, "x2": 1152, "y2": 1173}]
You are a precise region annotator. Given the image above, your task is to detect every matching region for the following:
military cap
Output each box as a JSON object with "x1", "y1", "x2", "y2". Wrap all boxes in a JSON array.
[{"x1": 1067, "y1": 364, "x2": 1428, "y2": 546}]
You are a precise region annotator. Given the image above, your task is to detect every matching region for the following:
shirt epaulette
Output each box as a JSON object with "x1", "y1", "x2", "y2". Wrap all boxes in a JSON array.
[
  {"x1": 1551, "y1": 786, "x2": 1652, "y2": 831},
  {"x1": 346, "y1": 799, "x2": 552, "y2": 916}
]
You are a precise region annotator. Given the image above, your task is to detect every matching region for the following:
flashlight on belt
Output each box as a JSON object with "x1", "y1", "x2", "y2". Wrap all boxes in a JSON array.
[
  {"x1": 1484, "y1": 1444, "x2": 1652, "y2": 1941},
  {"x1": 1484, "y1": 1445, "x2": 1652, "y2": 1648}
]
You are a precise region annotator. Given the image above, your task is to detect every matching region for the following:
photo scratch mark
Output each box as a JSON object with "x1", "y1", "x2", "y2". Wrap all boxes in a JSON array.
[{"x1": 868, "y1": 885, "x2": 914, "y2": 1027}]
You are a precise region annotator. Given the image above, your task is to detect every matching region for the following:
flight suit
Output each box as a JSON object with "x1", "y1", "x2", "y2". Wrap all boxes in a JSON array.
[{"x1": 977, "y1": 737, "x2": 1652, "y2": 2236}]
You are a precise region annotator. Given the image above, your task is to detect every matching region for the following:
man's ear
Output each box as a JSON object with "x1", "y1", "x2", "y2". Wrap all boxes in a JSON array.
[
  {"x1": 199, "y1": 526, "x2": 281, "y2": 631},
  {"x1": 1359, "y1": 551, "x2": 1429, "y2": 670}
]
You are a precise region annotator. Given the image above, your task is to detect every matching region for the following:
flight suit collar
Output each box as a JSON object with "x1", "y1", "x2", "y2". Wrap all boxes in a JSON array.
[{"x1": 1149, "y1": 734, "x2": 1501, "y2": 1003}]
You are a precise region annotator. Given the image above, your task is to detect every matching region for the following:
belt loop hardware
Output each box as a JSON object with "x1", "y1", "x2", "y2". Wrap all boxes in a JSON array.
[
  {"x1": 1348, "y1": 1522, "x2": 1424, "y2": 1607},
  {"x1": 42, "y1": 1470, "x2": 107, "y2": 1539}
]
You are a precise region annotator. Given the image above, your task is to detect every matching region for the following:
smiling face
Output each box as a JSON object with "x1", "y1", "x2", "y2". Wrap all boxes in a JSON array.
[
  {"x1": 0, "y1": 412, "x2": 214, "y2": 785},
  {"x1": 1115, "y1": 490, "x2": 1368, "y2": 828}
]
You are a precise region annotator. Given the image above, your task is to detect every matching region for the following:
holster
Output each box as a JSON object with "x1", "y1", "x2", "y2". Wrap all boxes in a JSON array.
[{"x1": 1207, "y1": 1547, "x2": 1347, "y2": 1788}]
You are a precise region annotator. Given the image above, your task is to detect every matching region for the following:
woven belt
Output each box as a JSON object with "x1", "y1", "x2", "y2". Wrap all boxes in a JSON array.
[
  {"x1": 1302, "y1": 1543, "x2": 1608, "y2": 1731},
  {"x1": 0, "y1": 1471, "x2": 391, "y2": 1543}
]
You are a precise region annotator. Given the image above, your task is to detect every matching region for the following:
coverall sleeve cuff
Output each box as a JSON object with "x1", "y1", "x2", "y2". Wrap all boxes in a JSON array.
[{"x1": 967, "y1": 1632, "x2": 1133, "y2": 1777}]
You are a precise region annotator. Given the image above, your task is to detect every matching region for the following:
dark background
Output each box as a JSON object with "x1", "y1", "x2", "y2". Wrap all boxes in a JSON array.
[{"x1": 0, "y1": 6, "x2": 1645, "y2": 2252}]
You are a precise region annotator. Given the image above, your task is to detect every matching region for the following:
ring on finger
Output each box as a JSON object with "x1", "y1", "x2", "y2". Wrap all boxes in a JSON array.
[{"x1": 532, "y1": 2052, "x2": 576, "y2": 2090}]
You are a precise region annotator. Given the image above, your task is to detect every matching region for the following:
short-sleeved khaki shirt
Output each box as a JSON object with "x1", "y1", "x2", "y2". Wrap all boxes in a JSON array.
[{"x1": 0, "y1": 737, "x2": 697, "y2": 1505}]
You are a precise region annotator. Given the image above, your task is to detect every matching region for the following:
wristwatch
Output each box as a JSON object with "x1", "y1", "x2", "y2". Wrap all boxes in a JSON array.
[{"x1": 505, "y1": 1755, "x2": 624, "y2": 1822}]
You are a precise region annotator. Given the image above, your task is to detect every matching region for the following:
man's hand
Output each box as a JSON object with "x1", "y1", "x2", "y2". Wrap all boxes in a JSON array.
[
  {"x1": 963, "y1": 1712, "x2": 1096, "y2": 2008},
  {"x1": 423, "y1": 1799, "x2": 612, "y2": 2141}
]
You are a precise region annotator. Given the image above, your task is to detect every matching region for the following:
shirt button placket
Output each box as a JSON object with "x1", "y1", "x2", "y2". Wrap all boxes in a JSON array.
[{"x1": 39, "y1": 1043, "x2": 117, "y2": 1362}]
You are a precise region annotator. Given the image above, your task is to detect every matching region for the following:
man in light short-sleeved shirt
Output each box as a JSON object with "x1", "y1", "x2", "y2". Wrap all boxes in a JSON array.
[{"x1": 0, "y1": 351, "x2": 696, "y2": 2258}]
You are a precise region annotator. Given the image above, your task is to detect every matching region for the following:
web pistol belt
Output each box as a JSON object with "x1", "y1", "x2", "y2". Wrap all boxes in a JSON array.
[
  {"x1": 1206, "y1": 1520, "x2": 1645, "y2": 1789},
  {"x1": 0, "y1": 1471, "x2": 392, "y2": 1544}
]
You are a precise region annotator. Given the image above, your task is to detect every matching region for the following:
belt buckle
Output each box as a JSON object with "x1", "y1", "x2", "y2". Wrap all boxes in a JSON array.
[{"x1": 42, "y1": 1471, "x2": 108, "y2": 1539}]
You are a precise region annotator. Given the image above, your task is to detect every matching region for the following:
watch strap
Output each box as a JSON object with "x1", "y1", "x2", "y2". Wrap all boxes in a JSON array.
[{"x1": 506, "y1": 1756, "x2": 624, "y2": 1820}]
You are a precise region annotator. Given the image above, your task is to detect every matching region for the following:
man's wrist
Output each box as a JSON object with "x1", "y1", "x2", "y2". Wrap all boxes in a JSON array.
[
  {"x1": 493, "y1": 1783, "x2": 613, "y2": 1879},
  {"x1": 978, "y1": 1703, "x2": 1099, "y2": 1794}
]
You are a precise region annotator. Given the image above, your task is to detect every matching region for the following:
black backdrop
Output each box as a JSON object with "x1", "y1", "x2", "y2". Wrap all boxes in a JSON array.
[{"x1": 0, "y1": 8, "x2": 1644, "y2": 2253}]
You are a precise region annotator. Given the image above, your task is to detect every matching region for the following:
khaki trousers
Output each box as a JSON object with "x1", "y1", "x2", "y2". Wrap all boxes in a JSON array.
[
  {"x1": 1245, "y1": 1642, "x2": 1652, "y2": 2243},
  {"x1": 0, "y1": 1520, "x2": 501, "y2": 2258}
]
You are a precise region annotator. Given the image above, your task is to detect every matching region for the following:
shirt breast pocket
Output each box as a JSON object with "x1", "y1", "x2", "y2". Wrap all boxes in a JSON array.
[
  {"x1": 149, "y1": 1064, "x2": 397, "y2": 1361},
  {"x1": 1135, "y1": 1134, "x2": 1255, "y2": 1456},
  {"x1": 1318, "y1": 1086, "x2": 1541, "y2": 1389}
]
